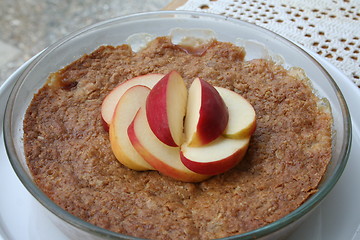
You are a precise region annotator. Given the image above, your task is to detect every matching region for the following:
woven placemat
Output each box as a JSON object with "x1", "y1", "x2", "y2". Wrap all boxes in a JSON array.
[{"x1": 177, "y1": 0, "x2": 360, "y2": 88}]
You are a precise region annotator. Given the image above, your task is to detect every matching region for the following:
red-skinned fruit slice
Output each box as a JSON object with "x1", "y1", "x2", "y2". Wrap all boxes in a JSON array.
[
  {"x1": 145, "y1": 71, "x2": 187, "y2": 147},
  {"x1": 184, "y1": 78, "x2": 229, "y2": 147}
]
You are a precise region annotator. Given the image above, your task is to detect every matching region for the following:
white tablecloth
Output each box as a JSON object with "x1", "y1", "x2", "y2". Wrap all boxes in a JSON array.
[{"x1": 177, "y1": 0, "x2": 360, "y2": 88}]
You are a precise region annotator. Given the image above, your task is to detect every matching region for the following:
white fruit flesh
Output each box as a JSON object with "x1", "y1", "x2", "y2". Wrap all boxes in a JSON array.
[
  {"x1": 215, "y1": 87, "x2": 256, "y2": 138},
  {"x1": 166, "y1": 72, "x2": 187, "y2": 146},
  {"x1": 181, "y1": 136, "x2": 250, "y2": 175},
  {"x1": 182, "y1": 137, "x2": 249, "y2": 162},
  {"x1": 109, "y1": 85, "x2": 154, "y2": 171},
  {"x1": 184, "y1": 78, "x2": 201, "y2": 144},
  {"x1": 101, "y1": 73, "x2": 164, "y2": 126}
]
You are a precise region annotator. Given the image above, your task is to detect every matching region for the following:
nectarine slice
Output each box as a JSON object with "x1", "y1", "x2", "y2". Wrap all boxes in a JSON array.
[
  {"x1": 180, "y1": 136, "x2": 250, "y2": 175},
  {"x1": 101, "y1": 73, "x2": 164, "y2": 131},
  {"x1": 184, "y1": 78, "x2": 229, "y2": 147},
  {"x1": 215, "y1": 87, "x2": 256, "y2": 139},
  {"x1": 146, "y1": 71, "x2": 187, "y2": 147},
  {"x1": 109, "y1": 85, "x2": 154, "y2": 171}
]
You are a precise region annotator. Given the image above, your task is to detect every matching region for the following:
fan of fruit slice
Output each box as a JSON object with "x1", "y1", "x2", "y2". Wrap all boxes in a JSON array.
[{"x1": 101, "y1": 71, "x2": 256, "y2": 182}]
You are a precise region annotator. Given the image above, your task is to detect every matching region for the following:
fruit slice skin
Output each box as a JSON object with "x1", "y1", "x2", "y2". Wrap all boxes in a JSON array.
[
  {"x1": 109, "y1": 85, "x2": 154, "y2": 171},
  {"x1": 215, "y1": 87, "x2": 256, "y2": 139},
  {"x1": 180, "y1": 136, "x2": 250, "y2": 175},
  {"x1": 185, "y1": 78, "x2": 229, "y2": 147},
  {"x1": 146, "y1": 71, "x2": 187, "y2": 147},
  {"x1": 128, "y1": 107, "x2": 210, "y2": 182},
  {"x1": 101, "y1": 73, "x2": 164, "y2": 131}
]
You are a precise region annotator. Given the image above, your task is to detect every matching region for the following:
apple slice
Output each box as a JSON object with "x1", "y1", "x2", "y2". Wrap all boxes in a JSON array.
[
  {"x1": 184, "y1": 78, "x2": 229, "y2": 147},
  {"x1": 180, "y1": 136, "x2": 250, "y2": 175},
  {"x1": 101, "y1": 73, "x2": 164, "y2": 131},
  {"x1": 128, "y1": 107, "x2": 210, "y2": 182},
  {"x1": 215, "y1": 87, "x2": 256, "y2": 139},
  {"x1": 109, "y1": 85, "x2": 154, "y2": 171},
  {"x1": 146, "y1": 71, "x2": 187, "y2": 147}
]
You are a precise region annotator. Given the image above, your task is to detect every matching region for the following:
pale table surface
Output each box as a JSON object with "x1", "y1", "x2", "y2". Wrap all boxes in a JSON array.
[{"x1": 0, "y1": 0, "x2": 172, "y2": 87}]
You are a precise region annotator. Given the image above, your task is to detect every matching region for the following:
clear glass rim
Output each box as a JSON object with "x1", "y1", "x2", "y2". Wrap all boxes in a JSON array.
[{"x1": 3, "y1": 10, "x2": 352, "y2": 240}]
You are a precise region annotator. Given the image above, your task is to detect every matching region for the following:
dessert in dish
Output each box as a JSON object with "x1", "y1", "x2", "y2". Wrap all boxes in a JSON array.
[{"x1": 23, "y1": 34, "x2": 332, "y2": 239}]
